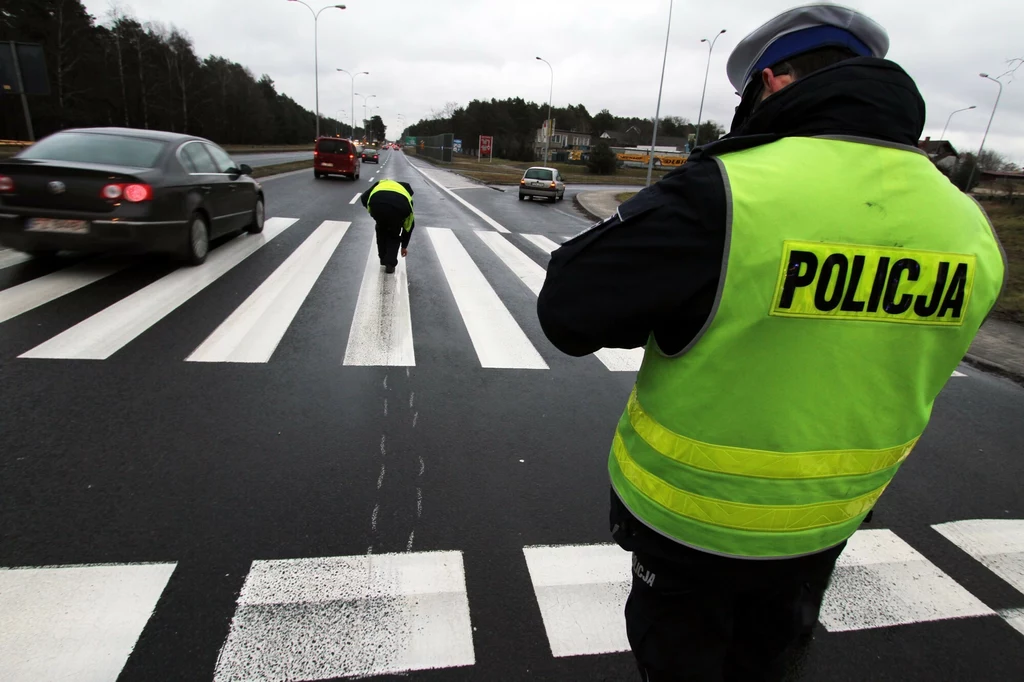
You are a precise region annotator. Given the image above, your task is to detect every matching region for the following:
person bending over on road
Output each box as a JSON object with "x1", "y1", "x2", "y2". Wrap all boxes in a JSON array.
[
  {"x1": 537, "y1": 4, "x2": 1005, "y2": 681},
  {"x1": 361, "y1": 179, "x2": 415, "y2": 274}
]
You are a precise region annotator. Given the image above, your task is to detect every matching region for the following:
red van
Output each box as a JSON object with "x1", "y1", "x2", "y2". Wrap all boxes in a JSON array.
[{"x1": 313, "y1": 137, "x2": 361, "y2": 180}]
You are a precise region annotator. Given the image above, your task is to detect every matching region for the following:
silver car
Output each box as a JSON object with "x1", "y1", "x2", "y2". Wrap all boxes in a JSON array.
[{"x1": 519, "y1": 166, "x2": 565, "y2": 202}]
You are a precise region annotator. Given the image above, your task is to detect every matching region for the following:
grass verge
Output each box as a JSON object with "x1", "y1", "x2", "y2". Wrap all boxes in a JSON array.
[
  {"x1": 981, "y1": 200, "x2": 1023, "y2": 323},
  {"x1": 415, "y1": 153, "x2": 670, "y2": 186},
  {"x1": 252, "y1": 160, "x2": 313, "y2": 179},
  {"x1": 224, "y1": 144, "x2": 314, "y2": 153},
  {"x1": 616, "y1": 192, "x2": 638, "y2": 203}
]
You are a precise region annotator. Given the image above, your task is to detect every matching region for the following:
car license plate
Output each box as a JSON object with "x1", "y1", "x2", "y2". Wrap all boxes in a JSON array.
[
  {"x1": 26, "y1": 218, "x2": 90, "y2": 234},
  {"x1": 322, "y1": 163, "x2": 334, "y2": 167}
]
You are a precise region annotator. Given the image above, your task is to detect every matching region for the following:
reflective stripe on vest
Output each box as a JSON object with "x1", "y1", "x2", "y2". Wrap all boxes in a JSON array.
[
  {"x1": 367, "y1": 179, "x2": 414, "y2": 232},
  {"x1": 609, "y1": 136, "x2": 1007, "y2": 559}
]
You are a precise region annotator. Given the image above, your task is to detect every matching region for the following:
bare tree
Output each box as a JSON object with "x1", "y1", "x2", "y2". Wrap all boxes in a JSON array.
[{"x1": 105, "y1": 1, "x2": 132, "y2": 126}]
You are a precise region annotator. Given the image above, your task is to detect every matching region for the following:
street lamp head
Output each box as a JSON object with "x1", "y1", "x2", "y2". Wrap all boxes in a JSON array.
[
  {"x1": 980, "y1": 73, "x2": 989, "y2": 78},
  {"x1": 536, "y1": 56, "x2": 542, "y2": 60},
  {"x1": 334, "y1": 4, "x2": 346, "y2": 8},
  {"x1": 719, "y1": 29, "x2": 727, "y2": 34},
  {"x1": 968, "y1": 105, "x2": 977, "y2": 109},
  {"x1": 701, "y1": 38, "x2": 707, "y2": 43}
]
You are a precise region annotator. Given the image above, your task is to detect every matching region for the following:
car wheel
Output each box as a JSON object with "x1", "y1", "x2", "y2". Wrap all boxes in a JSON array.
[
  {"x1": 549, "y1": 195, "x2": 557, "y2": 203},
  {"x1": 314, "y1": 171, "x2": 322, "y2": 179},
  {"x1": 558, "y1": 191, "x2": 565, "y2": 201},
  {"x1": 247, "y1": 196, "x2": 265, "y2": 234},
  {"x1": 184, "y1": 212, "x2": 209, "y2": 266},
  {"x1": 518, "y1": 193, "x2": 525, "y2": 201}
]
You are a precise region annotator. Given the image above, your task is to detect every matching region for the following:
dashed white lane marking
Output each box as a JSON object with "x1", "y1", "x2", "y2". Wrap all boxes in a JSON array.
[
  {"x1": 344, "y1": 236, "x2": 415, "y2": 367},
  {"x1": 188, "y1": 220, "x2": 350, "y2": 363},
  {"x1": 522, "y1": 234, "x2": 561, "y2": 255},
  {"x1": 408, "y1": 162, "x2": 510, "y2": 233},
  {"x1": 523, "y1": 544, "x2": 631, "y2": 657},
  {"x1": 349, "y1": 192, "x2": 362, "y2": 205},
  {"x1": 819, "y1": 528, "x2": 993, "y2": 632},
  {"x1": 212, "y1": 552, "x2": 475, "y2": 681},
  {"x1": 0, "y1": 258, "x2": 127, "y2": 324},
  {"x1": 0, "y1": 248, "x2": 32, "y2": 271},
  {"x1": 0, "y1": 562, "x2": 177, "y2": 682},
  {"x1": 952, "y1": 370, "x2": 967, "y2": 377},
  {"x1": 933, "y1": 519, "x2": 1024, "y2": 597},
  {"x1": 20, "y1": 218, "x2": 299, "y2": 360},
  {"x1": 475, "y1": 230, "x2": 643, "y2": 372},
  {"x1": 426, "y1": 227, "x2": 547, "y2": 369}
]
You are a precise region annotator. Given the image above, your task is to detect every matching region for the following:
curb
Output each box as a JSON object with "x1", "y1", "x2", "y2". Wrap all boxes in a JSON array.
[
  {"x1": 573, "y1": 193, "x2": 603, "y2": 221},
  {"x1": 962, "y1": 353, "x2": 1024, "y2": 387}
]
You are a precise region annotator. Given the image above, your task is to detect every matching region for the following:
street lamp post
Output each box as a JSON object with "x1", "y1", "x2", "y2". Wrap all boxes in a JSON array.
[
  {"x1": 337, "y1": 69, "x2": 368, "y2": 139},
  {"x1": 695, "y1": 29, "x2": 727, "y2": 147},
  {"x1": 968, "y1": 74, "x2": 1005, "y2": 190},
  {"x1": 536, "y1": 57, "x2": 554, "y2": 163},
  {"x1": 355, "y1": 93, "x2": 376, "y2": 139},
  {"x1": 940, "y1": 105, "x2": 976, "y2": 140},
  {"x1": 288, "y1": 0, "x2": 345, "y2": 139},
  {"x1": 645, "y1": 0, "x2": 675, "y2": 187}
]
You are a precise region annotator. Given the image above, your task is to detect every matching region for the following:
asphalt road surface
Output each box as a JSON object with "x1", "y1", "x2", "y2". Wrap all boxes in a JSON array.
[
  {"x1": 232, "y1": 150, "x2": 314, "y2": 167},
  {"x1": 2, "y1": 149, "x2": 1023, "y2": 682}
]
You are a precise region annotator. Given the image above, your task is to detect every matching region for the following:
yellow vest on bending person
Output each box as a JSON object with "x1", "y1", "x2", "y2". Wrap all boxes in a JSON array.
[
  {"x1": 367, "y1": 179, "x2": 414, "y2": 232},
  {"x1": 609, "y1": 136, "x2": 1007, "y2": 559}
]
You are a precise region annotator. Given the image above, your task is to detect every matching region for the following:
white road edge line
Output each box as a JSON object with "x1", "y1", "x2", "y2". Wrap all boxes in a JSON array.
[
  {"x1": 343, "y1": 236, "x2": 416, "y2": 367},
  {"x1": 20, "y1": 218, "x2": 299, "y2": 360},
  {"x1": 187, "y1": 220, "x2": 350, "y2": 363},
  {"x1": 426, "y1": 227, "x2": 546, "y2": 369},
  {"x1": 349, "y1": 192, "x2": 362, "y2": 205},
  {"x1": 408, "y1": 161, "x2": 510, "y2": 234},
  {"x1": 474, "y1": 231, "x2": 643, "y2": 372}
]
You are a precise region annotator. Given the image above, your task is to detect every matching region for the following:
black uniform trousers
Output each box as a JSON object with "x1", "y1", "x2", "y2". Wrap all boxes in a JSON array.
[
  {"x1": 370, "y1": 204, "x2": 409, "y2": 268},
  {"x1": 612, "y1": 491, "x2": 846, "y2": 682}
]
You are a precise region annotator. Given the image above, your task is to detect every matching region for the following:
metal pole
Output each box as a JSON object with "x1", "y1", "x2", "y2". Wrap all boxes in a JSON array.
[
  {"x1": 9, "y1": 42, "x2": 35, "y2": 141},
  {"x1": 645, "y1": 1, "x2": 673, "y2": 187},
  {"x1": 968, "y1": 75, "x2": 1004, "y2": 191},
  {"x1": 537, "y1": 57, "x2": 553, "y2": 163},
  {"x1": 290, "y1": 2, "x2": 345, "y2": 139},
  {"x1": 695, "y1": 30, "x2": 726, "y2": 148},
  {"x1": 940, "y1": 105, "x2": 975, "y2": 141}
]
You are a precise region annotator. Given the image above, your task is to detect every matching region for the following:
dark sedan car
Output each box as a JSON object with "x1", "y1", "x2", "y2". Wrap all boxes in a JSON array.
[
  {"x1": 361, "y1": 147, "x2": 380, "y2": 163},
  {"x1": 0, "y1": 127, "x2": 265, "y2": 265}
]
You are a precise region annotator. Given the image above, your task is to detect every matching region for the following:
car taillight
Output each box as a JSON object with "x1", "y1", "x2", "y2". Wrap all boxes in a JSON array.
[
  {"x1": 350, "y1": 154, "x2": 354, "y2": 159},
  {"x1": 101, "y1": 183, "x2": 153, "y2": 202},
  {"x1": 123, "y1": 184, "x2": 152, "y2": 202},
  {"x1": 550, "y1": 181, "x2": 556, "y2": 188},
  {"x1": 520, "y1": 179, "x2": 526, "y2": 185},
  {"x1": 0, "y1": 175, "x2": 14, "y2": 192},
  {"x1": 314, "y1": 151, "x2": 319, "y2": 157}
]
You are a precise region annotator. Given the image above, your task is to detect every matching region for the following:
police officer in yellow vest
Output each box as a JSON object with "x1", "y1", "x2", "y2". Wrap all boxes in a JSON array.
[
  {"x1": 537, "y1": 5, "x2": 1006, "y2": 681},
  {"x1": 360, "y1": 179, "x2": 415, "y2": 274}
]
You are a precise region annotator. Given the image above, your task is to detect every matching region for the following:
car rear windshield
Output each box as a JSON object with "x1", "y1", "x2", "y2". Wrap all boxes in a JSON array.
[
  {"x1": 318, "y1": 139, "x2": 351, "y2": 154},
  {"x1": 19, "y1": 132, "x2": 166, "y2": 168},
  {"x1": 525, "y1": 169, "x2": 553, "y2": 180}
]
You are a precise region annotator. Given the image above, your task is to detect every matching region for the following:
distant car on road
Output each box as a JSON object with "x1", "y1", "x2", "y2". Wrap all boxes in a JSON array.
[
  {"x1": 519, "y1": 167, "x2": 565, "y2": 202},
  {"x1": 0, "y1": 127, "x2": 264, "y2": 265},
  {"x1": 314, "y1": 137, "x2": 360, "y2": 180},
  {"x1": 361, "y1": 147, "x2": 380, "y2": 164}
]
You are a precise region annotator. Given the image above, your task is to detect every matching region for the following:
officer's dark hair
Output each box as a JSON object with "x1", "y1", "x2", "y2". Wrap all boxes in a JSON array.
[{"x1": 768, "y1": 45, "x2": 860, "y2": 81}]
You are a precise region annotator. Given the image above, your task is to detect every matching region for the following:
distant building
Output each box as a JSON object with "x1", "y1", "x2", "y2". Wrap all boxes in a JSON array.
[{"x1": 535, "y1": 119, "x2": 591, "y2": 161}]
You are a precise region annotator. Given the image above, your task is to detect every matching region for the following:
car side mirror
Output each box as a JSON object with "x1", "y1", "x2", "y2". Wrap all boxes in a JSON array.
[{"x1": 238, "y1": 164, "x2": 253, "y2": 176}]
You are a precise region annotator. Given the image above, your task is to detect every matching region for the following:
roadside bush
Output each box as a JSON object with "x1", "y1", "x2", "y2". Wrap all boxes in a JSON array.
[{"x1": 587, "y1": 141, "x2": 617, "y2": 175}]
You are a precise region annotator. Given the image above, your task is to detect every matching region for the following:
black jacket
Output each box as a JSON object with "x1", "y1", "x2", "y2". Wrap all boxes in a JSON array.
[
  {"x1": 536, "y1": 58, "x2": 926, "y2": 561},
  {"x1": 361, "y1": 180, "x2": 416, "y2": 247},
  {"x1": 537, "y1": 58, "x2": 926, "y2": 358}
]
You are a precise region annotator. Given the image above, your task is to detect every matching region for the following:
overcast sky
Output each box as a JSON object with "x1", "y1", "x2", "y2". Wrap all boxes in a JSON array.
[{"x1": 82, "y1": 0, "x2": 1024, "y2": 161}]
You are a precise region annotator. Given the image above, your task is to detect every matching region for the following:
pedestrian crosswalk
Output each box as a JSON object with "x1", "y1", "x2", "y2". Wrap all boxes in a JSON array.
[
  {"x1": 1, "y1": 520, "x2": 1021, "y2": 681},
  {"x1": 0, "y1": 217, "x2": 643, "y2": 371},
  {"x1": 0, "y1": 224, "x2": 977, "y2": 377}
]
